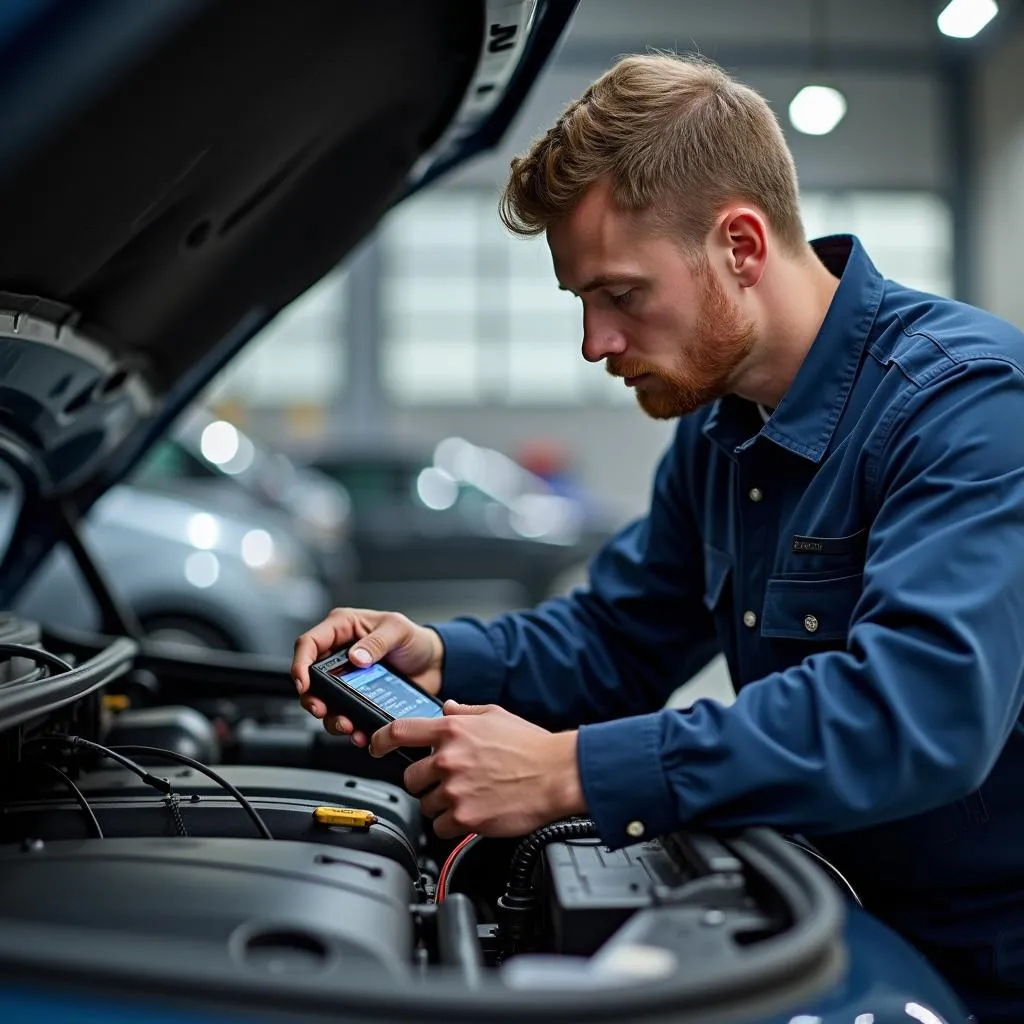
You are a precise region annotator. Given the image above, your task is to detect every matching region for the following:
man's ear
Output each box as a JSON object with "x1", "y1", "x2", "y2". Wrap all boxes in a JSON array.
[{"x1": 714, "y1": 207, "x2": 768, "y2": 288}]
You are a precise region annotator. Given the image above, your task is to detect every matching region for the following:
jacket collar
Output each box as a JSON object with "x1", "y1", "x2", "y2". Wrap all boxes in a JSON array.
[{"x1": 703, "y1": 234, "x2": 884, "y2": 463}]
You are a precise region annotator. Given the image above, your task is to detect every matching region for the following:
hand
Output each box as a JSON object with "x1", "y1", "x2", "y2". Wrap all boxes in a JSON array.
[
  {"x1": 292, "y1": 607, "x2": 444, "y2": 747},
  {"x1": 371, "y1": 701, "x2": 587, "y2": 839}
]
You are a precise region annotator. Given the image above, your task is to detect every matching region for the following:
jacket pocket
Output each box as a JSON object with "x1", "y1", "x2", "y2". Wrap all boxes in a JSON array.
[{"x1": 761, "y1": 572, "x2": 863, "y2": 642}]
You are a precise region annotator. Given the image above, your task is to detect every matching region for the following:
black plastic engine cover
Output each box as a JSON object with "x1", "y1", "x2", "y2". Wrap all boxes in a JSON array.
[
  {"x1": 3, "y1": 766, "x2": 421, "y2": 875},
  {"x1": 73, "y1": 765, "x2": 420, "y2": 841},
  {"x1": 542, "y1": 837, "x2": 691, "y2": 956},
  {"x1": 0, "y1": 837, "x2": 414, "y2": 977}
]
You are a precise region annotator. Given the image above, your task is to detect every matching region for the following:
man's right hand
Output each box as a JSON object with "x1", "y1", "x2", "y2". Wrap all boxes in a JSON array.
[{"x1": 292, "y1": 607, "x2": 444, "y2": 747}]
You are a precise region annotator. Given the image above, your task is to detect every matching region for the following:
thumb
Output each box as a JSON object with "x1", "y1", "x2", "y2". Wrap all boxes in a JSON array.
[{"x1": 443, "y1": 699, "x2": 496, "y2": 716}]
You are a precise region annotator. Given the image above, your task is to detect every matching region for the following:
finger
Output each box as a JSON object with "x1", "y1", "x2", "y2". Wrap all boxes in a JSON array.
[
  {"x1": 442, "y1": 700, "x2": 497, "y2": 717},
  {"x1": 346, "y1": 616, "x2": 413, "y2": 669},
  {"x1": 419, "y1": 784, "x2": 450, "y2": 819},
  {"x1": 291, "y1": 610, "x2": 359, "y2": 691},
  {"x1": 300, "y1": 696, "x2": 326, "y2": 718},
  {"x1": 352, "y1": 731, "x2": 369, "y2": 748},
  {"x1": 370, "y1": 717, "x2": 447, "y2": 758},
  {"x1": 432, "y1": 811, "x2": 471, "y2": 840},
  {"x1": 403, "y1": 753, "x2": 443, "y2": 797},
  {"x1": 323, "y1": 715, "x2": 355, "y2": 736}
]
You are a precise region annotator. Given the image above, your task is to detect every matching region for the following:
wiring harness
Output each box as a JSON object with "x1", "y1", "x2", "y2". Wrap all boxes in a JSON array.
[{"x1": 21, "y1": 735, "x2": 275, "y2": 841}]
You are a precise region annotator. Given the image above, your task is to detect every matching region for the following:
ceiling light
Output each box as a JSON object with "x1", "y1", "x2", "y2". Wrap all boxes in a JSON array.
[
  {"x1": 937, "y1": 0, "x2": 998, "y2": 38},
  {"x1": 788, "y1": 85, "x2": 847, "y2": 136}
]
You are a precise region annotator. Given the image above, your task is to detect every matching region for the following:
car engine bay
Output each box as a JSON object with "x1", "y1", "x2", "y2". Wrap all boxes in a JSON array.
[{"x1": 0, "y1": 615, "x2": 845, "y2": 1022}]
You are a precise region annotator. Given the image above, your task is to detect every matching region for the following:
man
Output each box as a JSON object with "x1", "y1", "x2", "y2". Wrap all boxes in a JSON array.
[{"x1": 293, "y1": 53, "x2": 1024, "y2": 1020}]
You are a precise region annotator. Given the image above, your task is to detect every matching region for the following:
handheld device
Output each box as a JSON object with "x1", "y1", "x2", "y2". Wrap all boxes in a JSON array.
[{"x1": 307, "y1": 648, "x2": 444, "y2": 763}]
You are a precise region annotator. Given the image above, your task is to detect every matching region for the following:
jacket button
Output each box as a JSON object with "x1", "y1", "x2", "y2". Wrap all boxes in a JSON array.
[
  {"x1": 626, "y1": 820, "x2": 645, "y2": 839},
  {"x1": 803, "y1": 614, "x2": 819, "y2": 633},
  {"x1": 743, "y1": 610, "x2": 757, "y2": 628},
  {"x1": 748, "y1": 487, "x2": 764, "y2": 502}
]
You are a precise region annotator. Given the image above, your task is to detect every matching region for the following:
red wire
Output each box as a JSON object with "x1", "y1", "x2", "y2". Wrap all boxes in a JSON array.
[{"x1": 436, "y1": 833, "x2": 478, "y2": 903}]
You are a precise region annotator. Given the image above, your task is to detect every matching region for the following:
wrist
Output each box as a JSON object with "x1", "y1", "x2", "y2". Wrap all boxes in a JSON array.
[
  {"x1": 544, "y1": 730, "x2": 587, "y2": 820},
  {"x1": 420, "y1": 626, "x2": 446, "y2": 697}
]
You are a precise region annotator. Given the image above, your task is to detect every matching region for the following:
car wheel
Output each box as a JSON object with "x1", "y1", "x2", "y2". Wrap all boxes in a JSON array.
[{"x1": 141, "y1": 616, "x2": 236, "y2": 651}]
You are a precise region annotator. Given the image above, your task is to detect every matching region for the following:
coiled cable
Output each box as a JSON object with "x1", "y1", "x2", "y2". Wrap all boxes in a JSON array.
[{"x1": 497, "y1": 817, "x2": 597, "y2": 954}]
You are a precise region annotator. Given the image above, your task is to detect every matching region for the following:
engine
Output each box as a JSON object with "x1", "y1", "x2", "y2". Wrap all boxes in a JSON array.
[{"x1": 0, "y1": 618, "x2": 847, "y2": 1016}]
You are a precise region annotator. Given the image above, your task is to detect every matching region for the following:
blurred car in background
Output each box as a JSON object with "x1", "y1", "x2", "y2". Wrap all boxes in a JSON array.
[
  {"x1": 131, "y1": 407, "x2": 356, "y2": 596},
  {"x1": 6, "y1": 481, "x2": 329, "y2": 655},
  {"x1": 308, "y1": 436, "x2": 614, "y2": 609}
]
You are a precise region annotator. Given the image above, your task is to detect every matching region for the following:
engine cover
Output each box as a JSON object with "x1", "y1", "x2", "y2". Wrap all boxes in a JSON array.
[
  {"x1": 0, "y1": 837, "x2": 414, "y2": 977},
  {"x1": 2, "y1": 765, "x2": 422, "y2": 876}
]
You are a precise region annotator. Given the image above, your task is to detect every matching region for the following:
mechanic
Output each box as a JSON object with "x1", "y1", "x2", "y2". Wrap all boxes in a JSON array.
[{"x1": 293, "y1": 53, "x2": 1024, "y2": 1021}]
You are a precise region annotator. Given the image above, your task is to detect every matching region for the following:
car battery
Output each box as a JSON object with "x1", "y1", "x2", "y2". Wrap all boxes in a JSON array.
[{"x1": 542, "y1": 836, "x2": 692, "y2": 956}]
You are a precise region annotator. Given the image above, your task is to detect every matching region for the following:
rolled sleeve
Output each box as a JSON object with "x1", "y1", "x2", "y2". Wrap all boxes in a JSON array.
[{"x1": 577, "y1": 713, "x2": 678, "y2": 849}]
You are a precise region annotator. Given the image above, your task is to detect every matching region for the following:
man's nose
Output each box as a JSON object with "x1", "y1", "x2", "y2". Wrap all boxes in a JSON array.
[{"x1": 581, "y1": 310, "x2": 626, "y2": 364}]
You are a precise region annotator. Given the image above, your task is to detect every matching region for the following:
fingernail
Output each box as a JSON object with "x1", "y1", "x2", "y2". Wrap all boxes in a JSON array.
[{"x1": 350, "y1": 647, "x2": 369, "y2": 665}]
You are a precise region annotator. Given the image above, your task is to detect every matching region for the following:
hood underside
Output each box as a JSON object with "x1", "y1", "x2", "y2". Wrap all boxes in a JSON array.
[
  {"x1": 0, "y1": 0, "x2": 574, "y2": 602},
  {"x1": 0, "y1": 0, "x2": 484, "y2": 385}
]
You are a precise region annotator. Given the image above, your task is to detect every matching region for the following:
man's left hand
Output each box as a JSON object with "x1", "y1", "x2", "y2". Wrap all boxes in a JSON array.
[{"x1": 370, "y1": 701, "x2": 586, "y2": 838}]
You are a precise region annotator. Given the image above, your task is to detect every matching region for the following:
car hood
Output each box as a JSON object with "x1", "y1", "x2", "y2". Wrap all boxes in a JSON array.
[{"x1": 0, "y1": 0, "x2": 576, "y2": 604}]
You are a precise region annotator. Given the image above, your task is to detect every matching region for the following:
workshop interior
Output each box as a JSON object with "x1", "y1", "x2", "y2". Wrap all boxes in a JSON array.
[{"x1": 0, "y1": 1, "x2": 1018, "y2": 1022}]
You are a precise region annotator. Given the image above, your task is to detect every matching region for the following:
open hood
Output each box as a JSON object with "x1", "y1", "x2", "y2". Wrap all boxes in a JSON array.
[{"x1": 0, "y1": 0, "x2": 576, "y2": 604}]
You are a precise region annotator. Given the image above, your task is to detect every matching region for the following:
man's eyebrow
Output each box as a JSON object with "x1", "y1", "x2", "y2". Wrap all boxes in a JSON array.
[{"x1": 558, "y1": 274, "x2": 647, "y2": 294}]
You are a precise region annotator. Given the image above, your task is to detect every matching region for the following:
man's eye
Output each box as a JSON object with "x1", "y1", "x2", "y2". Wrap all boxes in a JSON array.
[{"x1": 610, "y1": 290, "x2": 634, "y2": 308}]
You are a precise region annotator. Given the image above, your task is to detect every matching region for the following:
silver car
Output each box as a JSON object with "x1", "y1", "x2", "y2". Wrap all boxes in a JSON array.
[{"x1": 8, "y1": 482, "x2": 329, "y2": 655}]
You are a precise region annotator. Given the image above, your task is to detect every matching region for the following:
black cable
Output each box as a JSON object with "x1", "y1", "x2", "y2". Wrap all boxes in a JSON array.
[
  {"x1": 497, "y1": 817, "x2": 596, "y2": 954},
  {"x1": 110, "y1": 745, "x2": 274, "y2": 841},
  {"x1": 28, "y1": 736, "x2": 174, "y2": 796},
  {"x1": 35, "y1": 762, "x2": 104, "y2": 839},
  {"x1": 0, "y1": 643, "x2": 73, "y2": 676},
  {"x1": 505, "y1": 817, "x2": 596, "y2": 895}
]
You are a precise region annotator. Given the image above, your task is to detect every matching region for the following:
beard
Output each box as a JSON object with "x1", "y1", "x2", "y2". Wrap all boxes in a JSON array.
[{"x1": 608, "y1": 262, "x2": 757, "y2": 420}]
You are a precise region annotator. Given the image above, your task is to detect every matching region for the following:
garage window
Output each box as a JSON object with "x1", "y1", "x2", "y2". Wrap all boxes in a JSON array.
[{"x1": 377, "y1": 188, "x2": 953, "y2": 406}]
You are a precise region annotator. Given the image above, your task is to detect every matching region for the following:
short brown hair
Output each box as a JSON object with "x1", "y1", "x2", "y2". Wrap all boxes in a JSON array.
[{"x1": 500, "y1": 53, "x2": 804, "y2": 253}]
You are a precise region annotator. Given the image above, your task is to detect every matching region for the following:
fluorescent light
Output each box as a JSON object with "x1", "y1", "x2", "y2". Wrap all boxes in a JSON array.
[
  {"x1": 937, "y1": 0, "x2": 998, "y2": 38},
  {"x1": 788, "y1": 85, "x2": 847, "y2": 136}
]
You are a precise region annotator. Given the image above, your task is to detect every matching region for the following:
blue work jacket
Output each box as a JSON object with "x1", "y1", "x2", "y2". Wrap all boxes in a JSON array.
[{"x1": 435, "y1": 236, "x2": 1024, "y2": 1019}]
